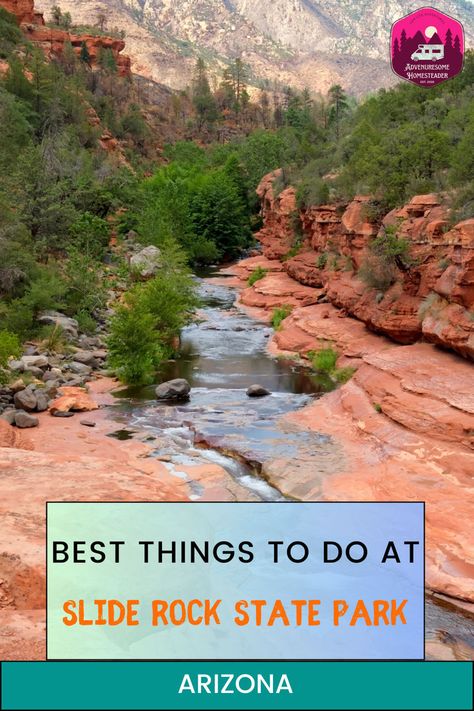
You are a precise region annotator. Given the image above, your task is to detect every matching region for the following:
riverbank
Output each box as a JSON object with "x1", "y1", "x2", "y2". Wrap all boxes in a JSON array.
[
  {"x1": 0, "y1": 372, "x2": 263, "y2": 660},
  {"x1": 227, "y1": 254, "x2": 474, "y2": 612}
]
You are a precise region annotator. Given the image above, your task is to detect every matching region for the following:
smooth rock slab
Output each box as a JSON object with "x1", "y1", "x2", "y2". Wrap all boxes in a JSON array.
[{"x1": 155, "y1": 378, "x2": 191, "y2": 401}]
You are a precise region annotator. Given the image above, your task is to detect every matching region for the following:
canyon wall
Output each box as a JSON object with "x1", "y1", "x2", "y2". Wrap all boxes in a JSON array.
[
  {"x1": 0, "y1": 0, "x2": 131, "y2": 76},
  {"x1": 255, "y1": 171, "x2": 474, "y2": 359},
  {"x1": 231, "y1": 173, "x2": 474, "y2": 605}
]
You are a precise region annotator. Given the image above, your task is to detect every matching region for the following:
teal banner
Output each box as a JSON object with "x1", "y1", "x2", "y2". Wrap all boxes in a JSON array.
[{"x1": 1, "y1": 662, "x2": 472, "y2": 710}]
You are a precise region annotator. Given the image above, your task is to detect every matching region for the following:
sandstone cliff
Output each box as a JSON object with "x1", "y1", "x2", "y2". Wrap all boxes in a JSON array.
[
  {"x1": 229, "y1": 173, "x2": 474, "y2": 605},
  {"x1": 255, "y1": 172, "x2": 474, "y2": 359},
  {"x1": 1, "y1": 0, "x2": 131, "y2": 76}
]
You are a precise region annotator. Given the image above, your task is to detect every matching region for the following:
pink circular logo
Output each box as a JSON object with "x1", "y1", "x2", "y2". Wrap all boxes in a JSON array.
[{"x1": 391, "y1": 6, "x2": 464, "y2": 87}]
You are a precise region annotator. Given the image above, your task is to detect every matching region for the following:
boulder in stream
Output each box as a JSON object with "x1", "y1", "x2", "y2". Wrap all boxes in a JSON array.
[
  {"x1": 155, "y1": 378, "x2": 191, "y2": 401},
  {"x1": 246, "y1": 384, "x2": 270, "y2": 397}
]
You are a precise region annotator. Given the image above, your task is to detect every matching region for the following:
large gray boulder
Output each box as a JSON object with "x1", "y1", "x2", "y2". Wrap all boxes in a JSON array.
[
  {"x1": 21, "y1": 355, "x2": 48, "y2": 370},
  {"x1": 155, "y1": 378, "x2": 191, "y2": 401},
  {"x1": 68, "y1": 361, "x2": 92, "y2": 375},
  {"x1": 35, "y1": 390, "x2": 50, "y2": 412},
  {"x1": 130, "y1": 245, "x2": 162, "y2": 279},
  {"x1": 13, "y1": 387, "x2": 37, "y2": 412},
  {"x1": 72, "y1": 351, "x2": 99, "y2": 368},
  {"x1": 37, "y1": 311, "x2": 79, "y2": 339},
  {"x1": 0, "y1": 410, "x2": 16, "y2": 425},
  {"x1": 15, "y1": 410, "x2": 39, "y2": 428}
]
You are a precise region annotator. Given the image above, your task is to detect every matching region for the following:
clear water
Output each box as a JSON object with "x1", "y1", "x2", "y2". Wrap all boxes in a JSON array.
[{"x1": 109, "y1": 268, "x2": 473, "y2": 659}]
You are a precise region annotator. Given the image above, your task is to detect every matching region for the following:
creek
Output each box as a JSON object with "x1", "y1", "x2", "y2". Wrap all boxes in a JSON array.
[{"x1": 108, "y1": 266, "x2": 473, "y2": 660}]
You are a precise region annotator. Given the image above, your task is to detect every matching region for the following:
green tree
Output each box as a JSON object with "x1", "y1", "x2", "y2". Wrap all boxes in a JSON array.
[
  {"x1": 328, "y1": 84, "x2": 348, "y2": 140},
  {"x1": 192, "y1": 58, "x2": 218, "y2": 130},
  {"x1": 79, "y1": 41, "x2": 91, "y2": 66},
  {"x1": 222, "y1": 57, "x2": 248, "y2": 119}
]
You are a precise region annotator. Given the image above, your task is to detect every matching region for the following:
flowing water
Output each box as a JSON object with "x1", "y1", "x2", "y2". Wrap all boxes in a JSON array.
[{"x1": 109, "y1": 267, "x2": 473, "y2": 660}]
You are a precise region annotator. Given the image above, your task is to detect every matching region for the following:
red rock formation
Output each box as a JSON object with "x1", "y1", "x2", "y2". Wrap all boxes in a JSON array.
[
  {"x1": 0, "y1": 0, "x2": 42, "y2": 25},
  {"x1": 255, "y1": 172, "x2": 474, "y2": 358},
  {"x1": 0, "y1": 0, "x2": 131, "y2": 77},
  {"x1": 48, "y1": 386, "x2": 99, "y2": 415},
  {"x1": 22, "y1": 25, "x2": 131, "y2": 77}
]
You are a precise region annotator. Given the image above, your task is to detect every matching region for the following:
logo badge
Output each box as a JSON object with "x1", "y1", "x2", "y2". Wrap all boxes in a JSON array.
[{"x1": 391, "y1": 6, "x2": 464, "y2": 87}]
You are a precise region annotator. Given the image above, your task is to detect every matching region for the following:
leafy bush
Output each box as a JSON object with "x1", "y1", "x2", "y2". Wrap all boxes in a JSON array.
[
  {"x1": 308, "y1": 346, "x2": 355, "y2": 384},
  {"x1": 296, "y1": 177, "x2": 329, "y2": 209},
  {"x1": 282, "y1": 245, "x2": 301, "y2": 261},
  {"x1": 271, "y1": 305, "x2": 292, "y2": 330},
  {"x1": 309, "y1": 347, "x2": 338, "y2": 373},
  {"x1": 69, "y1": 212, "x2": 109, "y2": 258},
  {"x1": 75, "y1": 309, "x2": 97, "y2": 335},
  {"x1": 0, "y1": 8, "x2": 22, "y2": 58},
  {"x1": 39, "y1": 324, "x2": 69, "y2": 354},
  {"x1": 0, "y1": 329, "x2": 21, "y2": 383},
  {"x1": 332, "y1": 366, "x2": 356, "y2": 383},
  {"x1": 1, "y1": 266, "x2": 67, "y2": 338},
  {"x1": 107, "y1": 249, "x2": 198, "y2": 384},
  {"x1": 63, "y1": 249, "x2": 106, "y2": 319},
  {"x1": 358, "y1": 226, "x2": 410, "y2": 291},
  {"x1": 108, "y1": 304, "x2": 165, "y2": 385},
  {"x1": 247, "y1": 266, "x2": 267, "y2": 286},
  {"x1": 316, "y1": 252, "x2": 328, "y2": 269}
]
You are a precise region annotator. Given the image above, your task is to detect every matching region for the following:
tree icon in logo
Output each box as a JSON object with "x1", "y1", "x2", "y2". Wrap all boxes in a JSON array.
[{"x1": 391, "y1": 7, "x2": 464, "y2": 87}]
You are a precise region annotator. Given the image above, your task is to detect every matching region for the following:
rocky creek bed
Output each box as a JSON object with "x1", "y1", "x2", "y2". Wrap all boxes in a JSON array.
[{"x1": 105, "y1": 268, "x2": 473, "y2": 660}]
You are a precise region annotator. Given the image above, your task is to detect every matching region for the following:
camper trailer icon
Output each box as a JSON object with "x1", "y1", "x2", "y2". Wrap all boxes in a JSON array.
[{"x1": 411, "y1": 44, "x2": 445, "y2": 61}]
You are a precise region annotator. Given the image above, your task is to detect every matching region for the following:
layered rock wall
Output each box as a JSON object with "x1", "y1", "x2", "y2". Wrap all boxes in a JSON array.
[
  {"x1": 0, "y1": 0, "x2": 131, "y2": 76},
  {"x1": 256, "y1": 172, "x2": 474, "y2": 358}
]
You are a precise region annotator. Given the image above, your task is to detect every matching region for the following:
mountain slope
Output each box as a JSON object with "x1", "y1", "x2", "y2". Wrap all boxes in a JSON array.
[{"x1": 36, "y1": 0, "x2": 474, "y2": 95}]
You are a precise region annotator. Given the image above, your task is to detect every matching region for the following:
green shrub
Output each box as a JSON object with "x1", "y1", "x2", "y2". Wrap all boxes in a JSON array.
[
  {"x1": 373, "y1": 402, "x2": 382, "y2": 413},
  {"x1": 359, "y1": 226, "x2": 411, "y2": 292},
  {"x1": 39, "y1": 324, "x2": 69, "y2": 354},
  {"x1": 271, "y1": 305, "x2": 292, "y2": 330},
  {"x1": 108, "y1": 304, "x2": 165, "y2": 385},
  {"x1": 361, "y1": 199, "x2": 390, "y2": 224},
  {"x1": 332, "y1": 366, "x2": 356, "y2": 383},
  {"x1": 282, "y1": 245, "x2": 301, "y2": 261},
  {"x1": 247, "y1": 266, "x2": 267, "y2": 286},
  {"x1": 0, "y1": 8, "x2": 22, "y2": 57},
  {"x1": 63, "y1": 249, "x2": 106, "y2": 318},
  {"x1": 0, "y1": 329, "x2": 21, "y2": 383},
  {"x1": 307, "y1": 346, "x2": 356, "y2": 384},
  {"x1": 296, "y1": 177, "x2": 329, "y2": 209},
  {"x1": 75, "y1": 309, "x2": 97, "y2": 335},
  {"x1": 1, "y1": 266, "x2": 67, "y2": 338},
  {"x1": 316, "y1": 252, "x2": 328, "y2": 269},
  {"x1": 69, "y1": 212, "x2": 109, "y2": 258},
  {"x1": 107, "y1": 249, "x2": 198, "y2": 385},
  {"x1": 309, "y1": 347, "x2": 338, "y2": 373}
]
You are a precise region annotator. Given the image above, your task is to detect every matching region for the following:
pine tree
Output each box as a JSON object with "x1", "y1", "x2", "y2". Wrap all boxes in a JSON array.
[
  {"x1": 328, "y1": 84, "x2": 348, "y2": 140},
  {"x1": 222, "y1": 57, "x2": 248, "y2": 120},
  {"x1": 79, "y1": 41, "x2": 91, "y2": 66},
  {"x1": 192, "y1": 58, "x2": 218, "y2": 130}
]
